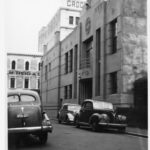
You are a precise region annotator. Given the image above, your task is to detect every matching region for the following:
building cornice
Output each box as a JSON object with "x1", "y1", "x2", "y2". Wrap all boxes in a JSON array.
[{"x1": 7, "y1": 52, "x2": 43, "y2": 57}]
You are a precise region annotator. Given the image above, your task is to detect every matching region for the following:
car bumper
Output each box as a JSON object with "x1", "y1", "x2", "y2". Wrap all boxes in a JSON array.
[
  {"x1": 8, "y1": 125, "x2": 53, "y2": 134},
  {"x1": 98, "y1": 122, "x2": 127, "y2": 128}
]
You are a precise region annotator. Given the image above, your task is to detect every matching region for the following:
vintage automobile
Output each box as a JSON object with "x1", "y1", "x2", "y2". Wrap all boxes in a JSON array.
[
  {"x1": 74, "y1": 99, "x2": 127, "y2": 132},
  {"x1": 57, "y1": 103, "x2": 81, "y2": 124},
  {"x1": 8, "y1": 89, "x2": 53, "y2": 144}
]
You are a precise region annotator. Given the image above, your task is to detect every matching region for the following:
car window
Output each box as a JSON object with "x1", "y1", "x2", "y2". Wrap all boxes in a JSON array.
[
  {"x1": 68, "y1": 105, "x2": 81, "y2": 111},
  {"x1": 93, "y1": 102, "x2": 113, "y2": 110},
  {"x1": 63, "y1": 105, "x2": 68, "y2": 110},
  {"x1": 20, "y1": 94, "x2": 36, "y2": 102},
  {"x1": 8, "y1": 95, "x2": 19, "y2": 103},
  {"x1": 85, "y1": 102, "x2": 93, "y2": 110}
]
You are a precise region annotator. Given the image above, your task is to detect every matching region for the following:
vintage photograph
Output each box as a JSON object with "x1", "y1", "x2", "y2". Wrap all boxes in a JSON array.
[{"x1": 5, "y1": 0, "x2": 147, "y2": 150}]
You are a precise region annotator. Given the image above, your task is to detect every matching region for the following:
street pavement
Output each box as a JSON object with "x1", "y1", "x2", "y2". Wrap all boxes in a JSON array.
[{"x1": 8, "y1": 120, "x2": 148, "y2": 150}]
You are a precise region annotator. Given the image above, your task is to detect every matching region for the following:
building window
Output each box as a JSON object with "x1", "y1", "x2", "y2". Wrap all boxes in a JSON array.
[
  {"x1": 45, "y1": 65, "x2": 48, "y2": 80},
  {"x1": 69, "y1": 16, "x2": 74, "y2": 25},
  {"x1": 95, "y1": 28, "x2": 101, "y2": 96},
  {"x1": 11, "y1": 60, "x2": 16, "y2": 70},
  {"x1": 110, "y1": 72, "x2": 117, "y2": 94},
  {"x1": 68, "y1": 84, "x2": 72, "y2": 99},
  {"x1": 64, "y1": 86, "x2": 67, "y2": 99},
  {"x1": 37, "y1": 78, "x2": 40, "y2": 89},
  {"x1": 64, "y1": 84, "x2": 72, "y2": 99},
  {"x1": 10, "y1": 78, "x2": 15, "y2": 88},
  {"x1": 38, "y1": 63, "x2": 41, "y2": 71},
  {"x1": 24, "y1": 78, "x2": 29, "y2": 89},
  {"x1": 43, "y1": 44, "x2": 47, "y2": 53},
  {"x1": 110, "y1": 18, "x2": 117, "y2": 54},
  {"x1": 65, "y1": 53, "x2": 68, "y2": 74},
  {"x1": 25, "y1": 61, "x2": 29, "y2": 70},
  {"x1": 68, "y1": 49, "x2": 73, "y2": 73},
  {"x1": 49, "y1": 63, "x2": 51, "y2": 72},
  {"x1": 76, "y1": 17, "x2": 80, "y2": 25}
]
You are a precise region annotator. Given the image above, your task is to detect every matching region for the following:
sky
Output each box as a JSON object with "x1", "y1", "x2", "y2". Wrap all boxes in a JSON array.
[{"x1": 5, "y1": 0, "x2": 61, "y2": 53}]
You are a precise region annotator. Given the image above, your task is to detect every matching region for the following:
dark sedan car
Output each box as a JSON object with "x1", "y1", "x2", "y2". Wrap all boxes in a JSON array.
[
  {"x1": 74, "y1": 99, "x2": 127, "y2": 132},
  {"x1": 8, "y1": 89, "x2": 53, "y2": 144},
  {"x1": 57, "y1": 103, "x2": 81, "y2": 124}
]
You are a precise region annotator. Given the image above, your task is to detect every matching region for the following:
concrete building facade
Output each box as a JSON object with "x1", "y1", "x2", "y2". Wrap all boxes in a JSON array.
[
  {"x1": 7, "y1": 53, "x2": 42, "y2": 90},
  {"x1": 40, "y1": 0, "x2": 147, "y2": 119},
  {"x1": 38, "y1": 0, "x2": 86, "y2": 53}
]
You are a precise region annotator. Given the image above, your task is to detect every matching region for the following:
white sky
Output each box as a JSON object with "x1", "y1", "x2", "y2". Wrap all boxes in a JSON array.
[{"x1": 5, "y1": 0, "x2": 61, "y2": 53}]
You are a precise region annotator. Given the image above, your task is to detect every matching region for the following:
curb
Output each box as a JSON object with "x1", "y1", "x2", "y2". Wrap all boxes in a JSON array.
[
  {"x1": 125, "y1": 132, "x2": 148, "y2": 138},
  {"x1": 51, "y1": 119, "x2": 148, "y2": 138}
]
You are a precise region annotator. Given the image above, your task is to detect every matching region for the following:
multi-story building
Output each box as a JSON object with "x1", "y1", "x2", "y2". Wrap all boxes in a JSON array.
[
  {"x1": 40, "y1": 0, "x2": 147, "y2": 123},
  {"x1": 7, "y1": 52, "x2": 42, "y2": 90},
  {"x1": 38, "y1": 0, "x2": 86, "y2": 53}
]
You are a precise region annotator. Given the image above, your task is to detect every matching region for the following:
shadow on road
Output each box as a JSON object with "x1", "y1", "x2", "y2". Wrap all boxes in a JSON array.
[{"x1": 8, "y1": 134, "x2": 48, "y2": 149}]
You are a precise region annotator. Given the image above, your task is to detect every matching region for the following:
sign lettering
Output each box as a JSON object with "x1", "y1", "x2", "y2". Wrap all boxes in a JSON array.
[
  {"x1": 66, "y1": 0, "x2": 85, "y2": 9},
  {"x1": 8, "y1": 70, "x2": 40, "y2": 76}
]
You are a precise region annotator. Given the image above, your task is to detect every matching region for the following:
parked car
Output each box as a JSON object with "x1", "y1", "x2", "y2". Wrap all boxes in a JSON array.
[
  {"x1": 8, "y1": 89, "x2": 53, "y2": 144},
  {"x1": 74, "y1": 99, "x2": 127, "y2": 132},
  {"x1": 57, "y1": 103, "x2": 81, "y2": 124}
]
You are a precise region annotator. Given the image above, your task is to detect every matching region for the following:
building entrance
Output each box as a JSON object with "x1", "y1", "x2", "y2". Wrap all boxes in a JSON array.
[{"x1": 79, "y1": 78, "x2": 92, "y2": 104}]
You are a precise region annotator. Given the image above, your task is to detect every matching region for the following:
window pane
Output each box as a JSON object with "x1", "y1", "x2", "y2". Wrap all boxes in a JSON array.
[
  {"x1": 20, "y1": 95, "x2": 35, "y2": 102},
  {"x1": 8, "y1": 95, "x2": 19, "y2": 103},
  {"x1": 12, "y1": 61, "x2": 16, "y2": 70},
  {"x1": 69, "y1": 16, "x2": 73, "y2": 24},
  {"x1": 10, "y1": 78, "x2": 15, "y2": 88},
  {"x1": 24, "y1": 78, "x2": 29, "y2": 88}
]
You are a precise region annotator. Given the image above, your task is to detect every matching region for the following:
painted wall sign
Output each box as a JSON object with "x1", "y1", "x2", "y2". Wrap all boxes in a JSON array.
[
  {"x1": 8, "y1": 70, "x2": 40, "y2": 76},
  {"x1": 85, "y1": 17, "x2": 91, "y2": 35},
  {"x1": 79, "y1": 68, "x2": 92, "y2": 79}
]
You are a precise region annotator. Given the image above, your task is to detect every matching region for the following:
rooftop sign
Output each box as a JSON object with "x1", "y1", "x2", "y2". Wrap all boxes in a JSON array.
[{"x1": 61, "y1": 0, "x2": 86, "y2": 9}]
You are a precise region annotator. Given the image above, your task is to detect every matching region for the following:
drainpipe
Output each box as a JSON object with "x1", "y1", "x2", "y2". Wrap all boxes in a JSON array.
[
  {"x1": 55, "y1": 31, "x2": 61, "y2": 111},
  {"x1": 103, "y1": 1, "x2": 107, "y2": 100}
]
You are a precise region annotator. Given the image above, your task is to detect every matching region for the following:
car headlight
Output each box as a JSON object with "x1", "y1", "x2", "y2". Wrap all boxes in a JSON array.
[{"x1": 117, "y1": 115, "x2": 127, "y2": 121}]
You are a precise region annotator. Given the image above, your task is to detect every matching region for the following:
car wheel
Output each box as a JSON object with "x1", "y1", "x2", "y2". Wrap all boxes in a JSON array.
[
  {"x1": 39, "y1": 132, "x2": 48, "y2": 144},
  {"x1": 58, "y1": 116, "x2": 61, "y2": 124},
  {"x1": 119, "y1": 127, "x2": 126, "y2": 133},
  {"x1": 75, "y1": 117, "x2": 80, "y2": 128},
  {"x1": 66, "y1": 116, "x2": 70, "y2": 124},
  {"x1": 91, "y1": 121, "x2": 98, "y2": 132}
]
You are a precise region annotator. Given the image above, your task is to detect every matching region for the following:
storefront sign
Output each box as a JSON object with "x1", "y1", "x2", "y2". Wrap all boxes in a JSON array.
[
  {"x1": 61, "y1": 0, "x2": 86, "y2": 9},
  {"x1": 8, "y1": 70, "x2": 40, "y2": 76}
]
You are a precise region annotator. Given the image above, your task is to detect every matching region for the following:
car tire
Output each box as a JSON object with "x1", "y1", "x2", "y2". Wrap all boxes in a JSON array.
[
  {"x1": 58, "y1": 119, "x2": 61, "y2": 124},
  {"x1": 119, "y1": 127, "x2": 126, "y2": 133},
  {"x1": 39, "y1": 132, "x2": 48, "y2": 144},
  {"x1": 75, "y1": 117, "x2": 80, "y2": 128},
  {"x1": 58, "y1": 116, "x2": 61, "y2": 124},
  {"x1": 91, "y1": 121, "x2": 99, "y2": 132}
]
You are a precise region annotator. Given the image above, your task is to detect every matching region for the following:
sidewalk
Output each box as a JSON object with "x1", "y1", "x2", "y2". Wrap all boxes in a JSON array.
[{"x1": 126, "y1": 127, "x2": 148, "y2": 138}]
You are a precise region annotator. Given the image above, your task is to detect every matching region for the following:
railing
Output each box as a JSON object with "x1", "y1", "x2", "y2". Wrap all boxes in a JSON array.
[{"x1": 80, "y1": 57, "x2": 91, "y2": 69}]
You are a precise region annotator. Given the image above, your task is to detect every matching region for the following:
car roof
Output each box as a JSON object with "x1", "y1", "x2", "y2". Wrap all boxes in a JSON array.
[
  {"x1": 83, "y1": 99, "x2": 112, "y2": 105},
  {"x1": 8, "y1": 89, "x2": 39, "y2": 97},
  {"x1": 63, "y1": 103, "x2": 80, "y2": 106}
]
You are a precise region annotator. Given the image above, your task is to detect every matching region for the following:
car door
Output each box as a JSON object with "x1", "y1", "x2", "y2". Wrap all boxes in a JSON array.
[
  {"x1": 79, "y1": 102, "x2": 93, "y2": 123},
  {"x1": 61, "y1": 105, "x2": 68, "y2": 121}
]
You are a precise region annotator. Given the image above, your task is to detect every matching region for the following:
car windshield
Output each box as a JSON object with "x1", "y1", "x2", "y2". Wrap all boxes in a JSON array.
[
  {"x1": 68, "y1": 105, "x2": 81, "y2": 112},
  {"x1": 93, "y1": 101, "x2": 113, "y2": 111},
  {"x1": 20, "y1": 94, "x2": 35, "y2": 102},
  {"x1": 8, "y1": 95, "x2": 19, "y2": 103},
  {"x1": 8, "y1": 94, "x2": 36, "y2": 102}
]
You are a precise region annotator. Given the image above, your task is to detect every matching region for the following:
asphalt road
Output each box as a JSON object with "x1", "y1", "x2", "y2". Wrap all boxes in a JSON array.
[{"x1": 8, "y1": 121, "x2": 148, "y2": 150}]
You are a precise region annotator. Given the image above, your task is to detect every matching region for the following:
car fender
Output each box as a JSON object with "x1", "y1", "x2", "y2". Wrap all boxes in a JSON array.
[
  {"x1": 89, "y1": 113, "x2": 109, "y2": 124},
  {"x1": 67, "y1": 113, "x2": 74, "y2": 120}
]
